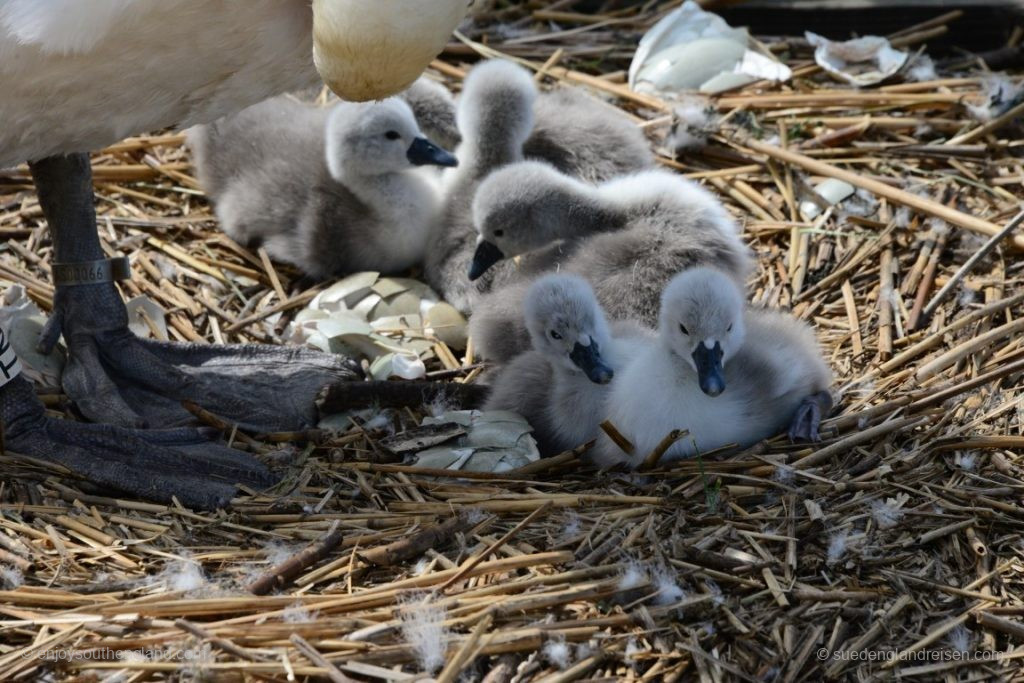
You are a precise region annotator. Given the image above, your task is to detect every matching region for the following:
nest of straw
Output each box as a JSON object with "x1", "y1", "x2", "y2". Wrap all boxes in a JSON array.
[{"x1": 2, "y1": 3, "x2": 1024, "y2": 681}]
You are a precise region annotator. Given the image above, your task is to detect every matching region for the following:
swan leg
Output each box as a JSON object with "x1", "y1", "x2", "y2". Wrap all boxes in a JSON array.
[
  {"x1": 29, "y1": 153, "x2": 358, "y2": 431},
  {"x1": 1, "y1": 373, "x2": 276, "y2": 510},
  {"x1": 787, "y1": 390, "x2": 833, "y2": 443}
]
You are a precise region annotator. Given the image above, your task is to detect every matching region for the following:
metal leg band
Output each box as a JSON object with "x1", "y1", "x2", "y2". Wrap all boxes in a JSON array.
[{"x1": 51, "y1": 256, "x2": 131, "y2": 286}]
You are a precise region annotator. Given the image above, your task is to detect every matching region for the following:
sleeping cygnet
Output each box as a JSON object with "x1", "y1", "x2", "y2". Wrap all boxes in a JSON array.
[
  {"x1": 468, "y1": 162, "x2": 752, "y2": 363},
  {"x1": 188, "y1": 95, "x2": 456, "y2": 279},
  {"x1": 593, "y1": 267, "x2": 833, "y2": 469},
  {"x1": 484, "y1": 274, "x2": 652, "y2": 456}
]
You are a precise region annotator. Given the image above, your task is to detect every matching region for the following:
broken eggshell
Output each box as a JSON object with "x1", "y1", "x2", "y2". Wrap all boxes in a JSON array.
[
  {"x1": 125, "y1": 295, "x2": 169, "y2": 340},
  {"x1": 408, "y1": 410, "x2": 540, "y2": 473},
  {"x1": 635, "y1": 37, "x2": 747, "y2": 92},
  {"x1": 806, "y1": 32, "x2": 908, "y2": 87},
  {"x1": 629, "y1": 0, "x2": 791, "y2": 95},
  {"x1": 0, "y1": 285, "x2": 65, "y2": 386},
  {"x1": 369, "y1": 351, "x2": 427, "y2": 380},
  {"x1": 799, "y1": 178, "x2": 856, "y2": 221},
  {"x1": 629, "y1": 0, "x2": 748, "y2": 87},
  {"x1": 289, "y1": 272, "x2": 467, "y2": 380},
  {"x1": 424, "y1": 301, "x2": 468, "y2": 350}
]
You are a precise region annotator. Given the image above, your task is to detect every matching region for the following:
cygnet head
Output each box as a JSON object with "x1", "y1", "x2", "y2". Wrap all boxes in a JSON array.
[
  {"x1": 324, "y1": 98, "x2": 457, "y2": 181},
  {"x1": 468, "y1": 161, "x2": 582, "y2": 280},
  {"x1": 457, "y1": 60, "x2": 537, "y2": 152},
  {"x1": 524, "y1": 274, "x2": 614, "y2": 384},
  {"x1": 659, "y1": 268, "x2": 746, "y2": 397}
]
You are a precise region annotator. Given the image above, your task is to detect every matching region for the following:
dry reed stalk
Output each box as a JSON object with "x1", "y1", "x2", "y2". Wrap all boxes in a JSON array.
[
  {"x1": 248, "y1": 521, "x2": 345, "y2": 595},
  {"x1": 739, "y1": 137, "x2": 1021, "y2": 248}
]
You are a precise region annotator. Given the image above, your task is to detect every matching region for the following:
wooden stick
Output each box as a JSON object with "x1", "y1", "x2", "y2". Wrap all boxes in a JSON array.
[
  {"x1": 976, "y1": 612, "x2": 1024, "y2": 643},
  {"x1": 881, "y1": 613, "x2": 972, "y2": 669},
  {"x1": 289, "y1": 634, "x2": 357, "y2": 683},
  {"x1": 947, "y1": 99, "x2": 1024, "y2": 146},
  {"x1": 248, "y1": 521, "x2": 345, "y2": 595},
  {"x1": 718, "y1": 92, "x2": 965, "y2": 109},
  {"x1": 256, "y1": 247, "x2": 288, "y2": 302},
  {"x1": 439, "y1": 502, "x2": 553, "y2": 592},
  {"x1": 599, "y1": 420, "x2": 634, "y2": 456},
  {"x1": 964, "y1": 526, "x2": 987, "y2": 557},
  {"x1": 915, "y1": 316, "x2": 1024, "y2": 380},
  {"x1": 919, "y1": 208, "x2": 1024, "y2": 325},
  {"x1": 358, "y1": 514, "x2": 476, "y2": 568},
  {"x1": 909, "y1": 357, "x2": 1024, "y2": 411},
  {"x1": 791, "y1": 588, "x2": 881, "y2": 602},
  {"x1": 932, "y1": 436, "x2": 1024, "y2": 452},
  {"x1": 506, "y1": 447, "x2": 586, "y2": 478},
  {"x1": 223, "y1": 289, "x2": 319, "y2": 333},
  {"x1": 878, "y1": 290, "x2": 1024, "y2": 375},
  {"x1": 739, "y1": 137, "x2": 1022, "y2": 249},
  {"x1": 534, "y1": 48, "x2": 565, "y2": 82},
  {"x1": 174, "y1": 619, "x2": 266, "y2": 662},
  {"x1": 888, "y1": 10, "x2": 963, "y2": 39},
  {"x1": 878, "y1": 236, "x2": 894, "y2": 360},
  {"x1": 842, "y1": 279, "x2": 864, "y2": 356},
  {"x1": 907, "y1": 224, "x2": 948, "y2": 331},
  {"x1": 640, "y1": 430, "x2": 687, "y2": 471},
  {"x1": 793, "y1": 416, "x2": 931, "y2": 469},
  {"x1": 436, "y1": 613, "x2": 493, "y2": 683}
]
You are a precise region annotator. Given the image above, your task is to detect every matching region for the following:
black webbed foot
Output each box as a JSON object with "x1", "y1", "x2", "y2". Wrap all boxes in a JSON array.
[
  {"x1": 787, "y1": 390, "x2": 834, "y2": 443},
  {"x1": 44, "y1": 294, "x2": 359, "y2": 431},
  {"x1": 29, "y1": 152, "x2": 360, "y2": 433},
  {"x1": 3, "y1": 376, "x2": 276, "y2": 510}
]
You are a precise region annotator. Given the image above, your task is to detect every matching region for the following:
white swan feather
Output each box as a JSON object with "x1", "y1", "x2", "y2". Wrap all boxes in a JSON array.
[
  {"x1": 1, "y1": 0, "x2": 137, "y2": 54},
  {"x1": 0, "y1": 0, "x2": 469, "y2": 167}
]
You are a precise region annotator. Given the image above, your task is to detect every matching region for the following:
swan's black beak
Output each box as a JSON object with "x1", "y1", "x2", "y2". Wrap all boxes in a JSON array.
[
  {"x1": 692, "y1": 341, "x2": 725, "y2": 396},
  {"x1": 407, "y1": 137, "x2": 458, "y2": 167},
  {"x1": 570, "y1": 340, "x2": 614, "y2": 384},
  {"x1": 468, "y1": 240, "x2": 504, "y2": 281}
]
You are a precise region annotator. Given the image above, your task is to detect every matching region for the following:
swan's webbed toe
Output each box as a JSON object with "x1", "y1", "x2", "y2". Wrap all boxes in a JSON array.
[
  {"x1": 41, "y1": 274, "x2": 358, "y2": 432},
  {"x1": 2, "y1": 376, "x2": 276, "y2": 510},
  {"x1": 49, "y1": 308, "x2": 360, "y2": 432}
]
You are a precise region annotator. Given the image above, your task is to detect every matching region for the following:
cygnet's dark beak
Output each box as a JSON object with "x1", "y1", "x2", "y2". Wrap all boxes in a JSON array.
[
  {"x1": 570, "y1": 340, "x2": 614, "y2": 384},
  {"x1": 406, "y1": 137, "x2": 458, "y2": 167},
  {"x1": 468, "y1": 240, "x2": 504, "y2": 281},
  {"x1": 692, "y1": 341, "x2": 725, "y2": 396}
]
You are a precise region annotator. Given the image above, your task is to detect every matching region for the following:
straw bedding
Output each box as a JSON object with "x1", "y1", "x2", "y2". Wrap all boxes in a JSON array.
[{"x1": 1, "y1": 2, "x2": 1024, "y2": 680}]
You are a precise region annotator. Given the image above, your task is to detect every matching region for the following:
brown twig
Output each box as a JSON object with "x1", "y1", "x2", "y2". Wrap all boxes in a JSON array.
[
  {"x1": 438, "y1": 502, "x2": 554, "y2": 592},
  {"x1": 248, "y1": 521, "x2": 345, "y2": 595},
  {"x1": 358, "y1": 514, "x2": 478, "y2": 568},
  {"x1": 919, "y1": 207, "x2": 1024, "y2": 325}
]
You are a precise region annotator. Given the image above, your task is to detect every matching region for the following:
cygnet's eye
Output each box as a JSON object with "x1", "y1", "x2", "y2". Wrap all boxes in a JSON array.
[
  {"x1": 727, "y1": 324, "x2": 733, "y2": 332},
  {"x1": 384, "y1": 130, "x2": 401, "y2": 140},
  {"x1": 493, "y1": 229, "x2": 504, "y2": 238},
  {"x1": 679, "y1": 324, "x2": 689, "y2": 336},
  {"x1": 550, "y1": 330, "x2": 563, "y2": 340}
]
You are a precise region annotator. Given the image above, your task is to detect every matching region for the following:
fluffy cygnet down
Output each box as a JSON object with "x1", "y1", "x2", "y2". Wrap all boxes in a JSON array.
[
  {"x1": 188, "y1": 94, "x2": 456, "y2": 279},
  {"x1": 424, "y1": 59, "x2": 654, "y2": 314},
  {"x1": 593, "y1": 267, "x2": 833, "y2": 469},
  {"x1": 400, "y1": 77, "x2": 461, "y2": 153},
  {"x1": 484, "y1": 274, "x2": 652, "y2": 456},
  {"x1": 467, "y1": 162, "x2": 752, "y2": 363}
]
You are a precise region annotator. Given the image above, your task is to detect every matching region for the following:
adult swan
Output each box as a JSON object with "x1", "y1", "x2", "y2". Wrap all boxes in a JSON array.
[{"x1": 0, "y1": 0, "x2": 468, "y2": 508}]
